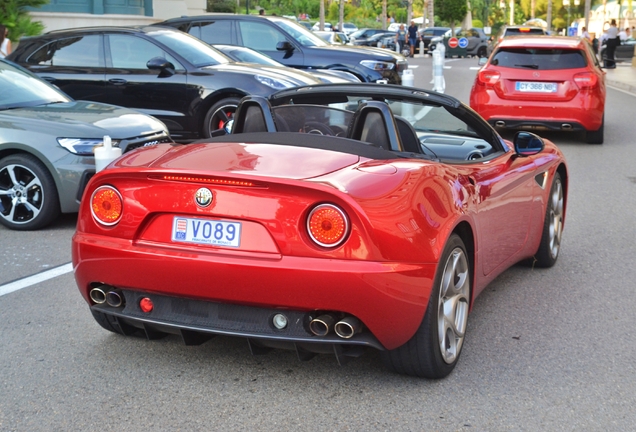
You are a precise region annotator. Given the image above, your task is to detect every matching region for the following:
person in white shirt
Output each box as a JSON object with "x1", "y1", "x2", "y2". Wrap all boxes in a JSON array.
[
  {"x1": 604, "y1": 19, "x2": 620, "y2": 68},
  {"x1": 619, "y1": 27, "x2": 628, "y2": 41},
  {"x1": 0, "y1": 25, "x2": 11, "y2": 59}
]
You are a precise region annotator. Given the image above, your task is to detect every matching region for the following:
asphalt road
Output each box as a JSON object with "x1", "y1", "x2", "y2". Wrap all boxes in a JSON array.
[{"x1": 2, "y1": 58, "x2": 636, "y2": 431}]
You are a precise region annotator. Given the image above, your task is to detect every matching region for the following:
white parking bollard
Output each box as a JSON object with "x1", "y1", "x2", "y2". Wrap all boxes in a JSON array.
[
  {"x1": 419, "y1": 40, "x2": 425, "y2": 58},
  {"x1": 94, "y1": 135, "x2": 122, "y2": 172},
  {"x1": 401, "y1": 69, "x2": 415, "y2": 120},
  {"x1": 431, "y1": 47, "x2": 445, "y2": 93}
]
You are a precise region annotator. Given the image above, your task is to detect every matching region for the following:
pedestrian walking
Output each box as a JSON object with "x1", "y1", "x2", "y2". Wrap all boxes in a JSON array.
[
  {"x1": 395, "y1": 24, "x2": 407, "y2": 56},
  {"x1": 407, "y1": 21, "x2": 420, "y2": 58}
]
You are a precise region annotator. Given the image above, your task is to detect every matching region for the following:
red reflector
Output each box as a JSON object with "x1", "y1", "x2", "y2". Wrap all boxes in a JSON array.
[
  {"x1": 139, "y1": 297, "x2": 154, "y2": 313},
  {"x1": 307, "y1": 204, "x2": 349, "y2": 248},
  {"x1": 90, "y1": 186, "x2": 123, "y2": 225},
  {"x1": 478, "y1": 69, "x2": 501, "y2": 85},
  {"x1": 573, "y1": 72, "x2": 598, "y2": 88}
]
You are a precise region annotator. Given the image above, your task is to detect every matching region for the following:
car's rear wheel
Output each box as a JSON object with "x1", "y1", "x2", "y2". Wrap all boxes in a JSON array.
[
  {"x1": 0, "y1": 154, "x2": 60, "y2": 231},
  {"x1": 586, "y1": 115, "x2": 604, "y2": 144},
  {"x1": 533, "y1": 172, "x2": 564, "y2": 268},
  {"x1": 477, "y1": 46, "x2": 488, "y2": 58},
  {"x1": 382, "y1": 234, "x2": 470, "y2": 378},
  {"x1": 203, "y1": 97, "x2": 241, "y2": 137}
]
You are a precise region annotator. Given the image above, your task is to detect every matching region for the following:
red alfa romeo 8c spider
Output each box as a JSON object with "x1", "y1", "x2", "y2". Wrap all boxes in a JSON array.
[{"x1": 73, "y1": 83, "x2": 568, "y2": 378}]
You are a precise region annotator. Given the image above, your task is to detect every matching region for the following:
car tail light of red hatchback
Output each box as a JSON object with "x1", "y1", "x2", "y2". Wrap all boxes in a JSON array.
[
  {"x1": 573, "y1": 72, "x2": 598, "y2": 88},
  {"x1": 307, "y1": 204, "x2": 349, "y2": 248},
  {"x1": 478, "y1": 70, "x2": 501, "y2": 85},
  {"x1": 91, "y1": 185, "x2": 123, "y2": 226}
]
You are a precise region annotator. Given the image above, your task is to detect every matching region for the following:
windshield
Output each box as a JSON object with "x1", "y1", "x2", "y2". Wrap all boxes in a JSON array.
[
  {"x1": 269, "y1": 17, "x2": 330, "y2": 47},
  {"x1": 147, "y1": 28, "x2": 230, "y2": 67},
  {"x1": 0, "y1": 61, "x2": 70, "y2": 110},
  {"x1": 218, "y1": 45, "x2": 282, "y2": 67}
]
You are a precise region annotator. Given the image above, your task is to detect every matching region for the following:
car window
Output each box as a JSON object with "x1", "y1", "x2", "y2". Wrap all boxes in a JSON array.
[
  {"x1": 491, "y1": 48, "x2": 587, "y2": 69},
  {"x1": 109, "y1": 34, "x2": 183, "y2": 70},
  {"x1": 238, "y1": 21, "x2": 287, "y2": 51},
  {"x1": 26, "y1": 35, "x2": 103, "y2": 67},
  {"x1": 196, "y1": 20, "x2": 234, "y2": 45}
]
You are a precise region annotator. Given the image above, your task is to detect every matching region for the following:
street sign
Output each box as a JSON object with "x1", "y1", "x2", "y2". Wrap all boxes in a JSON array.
[
  {"x1": 458, "y1": 37, "x2": 469, "y2": 49},
  {"x1": 448, "y1": 37, "x2": 459, "y2": 48}
]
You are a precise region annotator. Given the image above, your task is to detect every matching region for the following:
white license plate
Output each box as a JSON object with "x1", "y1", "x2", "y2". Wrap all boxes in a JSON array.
[
  {"x1": 171, "y1": 216, "x2": 241, "y2": 248},
  {"x1": 516, "y1": 81, "x2": 557, "y2": 93}
]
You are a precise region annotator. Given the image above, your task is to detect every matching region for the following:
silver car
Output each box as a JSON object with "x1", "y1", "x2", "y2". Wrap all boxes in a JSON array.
[{"x1": 0, "y1": 59, "x2": 171, "y2": 230}]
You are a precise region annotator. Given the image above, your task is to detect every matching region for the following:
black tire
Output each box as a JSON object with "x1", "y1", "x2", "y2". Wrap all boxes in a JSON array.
[
  {"x1": 203, "y1": 97, "x2": 241, "y2": 138},
  {"x1": 586, "y1": 115, "x2": 604, "y2": 144},
  {"x1": 533, "y1": 172, "x2": 564, "y2": 268},
  {"x1": 477, "y1": 46, "x2": 487, "y2": 58},
  {"x1": 0, "y1": 154, "x2": 60, "y2": 231},
  {"x1": 381, "y1": 234, "x2": 471, "y2": 378}
]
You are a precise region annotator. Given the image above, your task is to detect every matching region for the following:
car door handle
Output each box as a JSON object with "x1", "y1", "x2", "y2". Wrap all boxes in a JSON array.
[
  {"x1": 41, "y1": 76, "x2": 56, "y2": 83},
  {"x1": 108, "y1": 78, "x2": 128, "y2": 85}
]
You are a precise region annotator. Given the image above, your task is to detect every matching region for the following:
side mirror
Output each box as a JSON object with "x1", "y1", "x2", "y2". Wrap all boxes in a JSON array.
[
  {"x1": 276, "y1": 41, "x2": 294, "y2": 52},
  {"x1": 514, "y1": 131, "x2": 544, "y2": 156},
  {"x1": 478, "y1": 57, "x2": 488, "y2": 66},
  {"x1": 147, "y1": 57, "x2": 175, "y2": 77}
]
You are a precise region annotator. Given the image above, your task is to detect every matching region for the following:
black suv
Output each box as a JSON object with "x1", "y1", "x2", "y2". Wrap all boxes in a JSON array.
[
  {"x1": 8, "y1": 26, "x2": 324, "y2": 140},
  {"x1": 155, "y1": 15, "x2": 408, "y2": 84}
]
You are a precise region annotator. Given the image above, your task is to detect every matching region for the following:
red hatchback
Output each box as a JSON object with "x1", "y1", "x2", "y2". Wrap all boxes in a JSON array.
[{"x1": 470, "y1": 36, "x2": 606, "y2": 144}]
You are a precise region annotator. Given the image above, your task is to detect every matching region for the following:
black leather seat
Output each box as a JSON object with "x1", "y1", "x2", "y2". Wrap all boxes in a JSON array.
[
  {"x1": 231, "y1": 96, "x2": 278, "y2": 134},
  {"x1": 347, "y1": 101, "x2": 402, "y2": 152},
  {"x1": 394, "y1": 116, "x2": 423, "y2": 154}
]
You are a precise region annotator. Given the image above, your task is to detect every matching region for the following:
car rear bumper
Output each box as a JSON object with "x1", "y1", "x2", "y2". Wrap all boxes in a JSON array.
[
  {"x1": 473, "y1": 94, "x2": 604, "y2": 131},
  {"x1": 73, "y1": 233, "x2": 436, "y2": 351}
]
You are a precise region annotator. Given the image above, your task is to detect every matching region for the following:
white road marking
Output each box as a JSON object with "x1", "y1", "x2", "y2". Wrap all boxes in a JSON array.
[{"x1": 0, "y1": 263, "x2": 73, "y2": 297}]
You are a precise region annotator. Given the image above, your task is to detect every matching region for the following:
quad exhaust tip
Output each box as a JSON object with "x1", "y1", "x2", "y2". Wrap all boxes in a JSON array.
[
  {"x1": 89, "y1": 287, "x2": 106, "y2": 304},
  {"x1": 495, "y1": 121, "x2": 506, "y2": 128},
  {"x1": 561, "y1": 123, "x2": 573, "y2": 130}
]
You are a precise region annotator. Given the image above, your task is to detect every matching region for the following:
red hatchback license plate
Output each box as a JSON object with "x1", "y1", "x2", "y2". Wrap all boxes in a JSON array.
[
  {"x1": 171, "y1": 216, "x2": 242, "y2": 247},
  {"x1": 515, "y1": 81, "x2": 557, "y2": 93}
]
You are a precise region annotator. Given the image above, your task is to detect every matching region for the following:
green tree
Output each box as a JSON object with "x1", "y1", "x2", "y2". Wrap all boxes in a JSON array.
[
  {"x1": 437, "y1": 0, "x2": 467, "y2": 34},
  {"x1": 1, "y1": 0, "x2": 48, "y2": 41},
  {"x1": 207, "y1": 0, "x2": 237, "y2": 12}
]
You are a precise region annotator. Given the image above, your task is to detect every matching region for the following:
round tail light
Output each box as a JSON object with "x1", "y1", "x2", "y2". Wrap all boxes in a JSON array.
[
  {"x1": 307, "y1": 204, "x2": 349, "y2": 248},
  {"x1": 90, "y1": 186, "x2": 123, "y2": 225}
]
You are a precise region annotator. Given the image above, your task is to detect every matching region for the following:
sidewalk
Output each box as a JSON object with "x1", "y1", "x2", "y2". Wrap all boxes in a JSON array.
[{"x1": 604, "y1": 62, "x2": 636, "y2": 95}]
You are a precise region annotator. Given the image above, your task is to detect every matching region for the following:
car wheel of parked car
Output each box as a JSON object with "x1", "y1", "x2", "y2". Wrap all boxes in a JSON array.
[
  {"x1": 0, "y1": 154, "x2": 60, "y2": 231},
  {"x1": 382, "y1": 234, "x2": 470, "y2": 378},
  {"x1": 533, "y1": 172, "x2": 564, "y2": 268},
  {"x1": 203, "y1": 97, "x2": 241, "y2": 137},
  {"x1": 585, "y1": 115, "x2": 604, "y2": 144},
  {"x1": 477, "y1": 46, "x2": 488, "y2": 58}
]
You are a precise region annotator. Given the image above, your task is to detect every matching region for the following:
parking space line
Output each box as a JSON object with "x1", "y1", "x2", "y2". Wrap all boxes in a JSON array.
[{"x1": 0, "y1": 263, "x2": 73, "y2": 297}]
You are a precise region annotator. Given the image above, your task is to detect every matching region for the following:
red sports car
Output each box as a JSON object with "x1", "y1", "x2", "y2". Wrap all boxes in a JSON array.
[
  {"x1": 470, "y1": 36, "x2": 606, "y2": 144},
  {"x1": 73, "y1": 83, "x2": 568, "y2": 378}
]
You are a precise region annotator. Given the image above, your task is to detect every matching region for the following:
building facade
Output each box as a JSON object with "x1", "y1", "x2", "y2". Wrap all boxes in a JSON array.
[{"x1": 29, "y1": 0, "x2": 206, "y2": 32}]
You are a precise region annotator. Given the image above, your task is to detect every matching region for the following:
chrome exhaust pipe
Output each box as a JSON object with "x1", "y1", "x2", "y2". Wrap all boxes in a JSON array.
[
  {"x1": 89, "y1": 287, "x2": 106, "y2": 304},
  {"x1": 561, "y1": 123, "x2": 573, "y2": 130},
  {"x1": 494, "y1": 121, "x2": 506, "y2": 128},
  {"x1": 105, "y1": 289, "x2": 124, "y2": 308},
  {"x1": 309, "y1": 314, "x2": 336, "y2": 336},
  {"x1": 334, "y1": 316, "x2": 363, "y2": 339}
]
